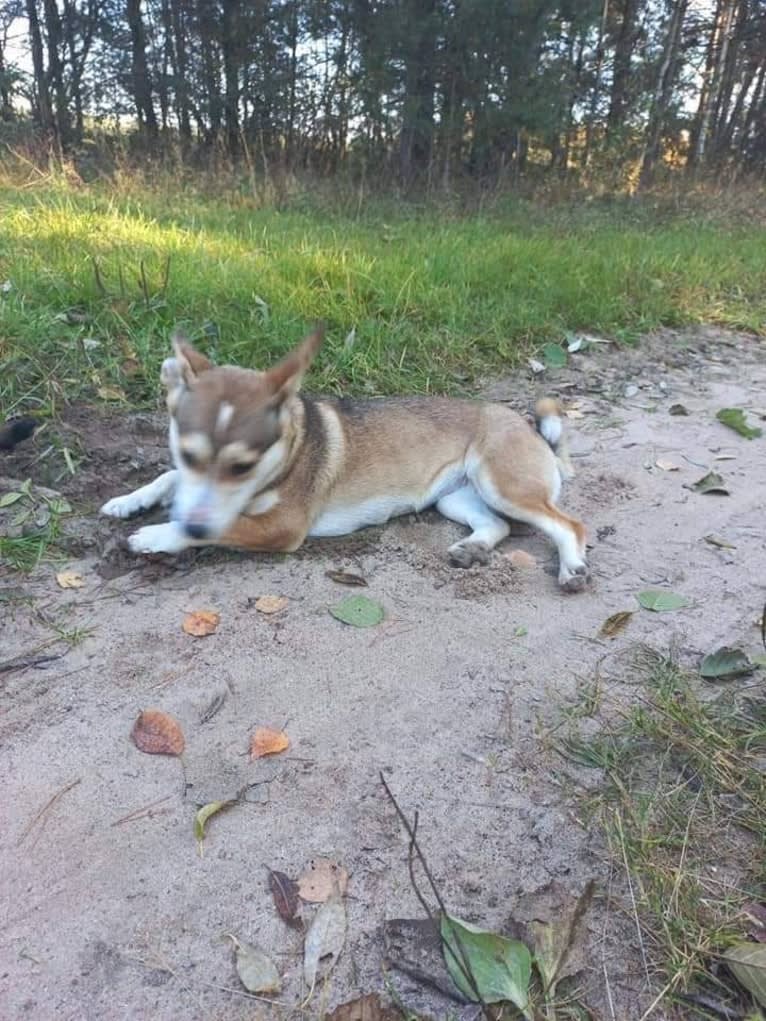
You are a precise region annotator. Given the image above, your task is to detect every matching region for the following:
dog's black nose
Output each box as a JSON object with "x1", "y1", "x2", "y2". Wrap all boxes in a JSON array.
[{"x1": 184, "y1": 522, "x2": 209, "y2": 540}]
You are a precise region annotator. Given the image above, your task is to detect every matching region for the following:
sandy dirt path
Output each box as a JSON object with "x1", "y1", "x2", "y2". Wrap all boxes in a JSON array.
[{"x1": 1, "y1": 327, "x2": 764, "y2": 1020}]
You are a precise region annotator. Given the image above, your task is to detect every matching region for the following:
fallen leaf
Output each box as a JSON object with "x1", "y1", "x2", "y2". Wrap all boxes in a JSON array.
[
  {"x1": 182, "y1": 610, "x2": 220, "y2": 636},
  {"x1": 250, "y1": 726, "x2": 289, "y2": 759},
  {"x1": 268, "y1": 868, "x2": 301, "y2": 924},
  {"x1": 541, "y1": 343, "x2": 567, "y2": 369},
  {"x1": 528, "y1": 358, "x2": 545, "y2": 375},
  {"x1": 529, "y1": 880, "x2": 594, "y2": 998},
  {"x1": 121, "y1": 358, "x2": 141, "y2": 377},
  {"x1": 0, "y1": 491, "x2": 24, "y2": 508},
  {"x1": 298, "y1": 858, "x2": 349, "y2": 903},
  {"x1": 56, "y1": 570, "x2": 85, "y2": 589},
  {"x1": 689, "y1": 471, "x2": 730, "y2": 495},
  {"x1": 326, "y1": 570, "x2": 368, "y2": 587},
  {"x1": 599, "y1": 610, "x2": 633, "y2": 638},
  {"x1": 255, "y1": 594, "x2": 288, "y2": 615},
  {"x1": 96, "y1": 385, "x2": 127, "y2": 402},
  {"x1": 514, "y1": 625, "x2": 528, "y2": 638},
  {"x1": 441, "y1": 913, "x2": 531, "y2": 1009},
  {"x1": 723, "y1": 943, "x2": 766, "y2": 1006},
  {"x1": 194, "y1": 799, "x2": 236, "y2": 843},
  {"x1": 303, "y1": 894, "x2": 346, "y2": 990},
  {"x1": 564, "y1": 408, "x2": 584, "y2": 419},
  {"x1": 703, "y1": 534, "x2": 736, "y2": 550},
  {"x1": 131, "y1": 709, "x2": 185, "y2": 756},
  {"x1": 716, "y1": 407, "x2": 762, "y2": 440},
  {"x1": 636, "y1": 590, "x2": 690, "y2": 612},
  {"x1": 228, "y1": 934, "x2": 281, "y2": 995},
  {"x1": 713, "y1": 453, "x2": 737, "y2": 460},
  {"x1": 508, "y1": 549, "x2": 536, "y2": 570},
  {"x1": 655, "y1": 459, "x2": 679, "y2": 471},
  {"x1": 330, "y1": 595, "x2": 384, "y2": 628},
  {"x1": 743, "y1": 902, "x2": 766, "y2": 942},
  {"x1": 669, "y1": 403, "x2": 689, "y2": 416},
  {"x1": 325, "y1": 993, "x2": 403, "y2": 1021},
  {"x1": 700, "y1": 646, "x2": 754, "y2": 681},
  {"x1": 623, "y1": 383, "x2": 639, "y2": 398}
]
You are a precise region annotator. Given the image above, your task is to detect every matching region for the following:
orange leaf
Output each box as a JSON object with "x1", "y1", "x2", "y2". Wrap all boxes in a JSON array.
[
  {"x1": 131, "y1": 709, "x2": 185, "y2": 756},
  {"x1": 254, "y1": 595, "x2": 288, "y2": 615},
  {"x1": 508, "y1": 549, "x2": 537, "y2": 569},
  {"x1": 182, "y1": 610, "x2": 220, "y2": 636},
  {"x1": 298, "y1": 858, "x2": 349, "y2": 903},
  {"x1": 250, "y1": 726, "x2": 290, "y2": 759}
]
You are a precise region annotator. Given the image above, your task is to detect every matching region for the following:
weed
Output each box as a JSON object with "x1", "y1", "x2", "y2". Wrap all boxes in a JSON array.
[{"x1": 557, "y1": 648, "x2": 766, "y2": 1014}]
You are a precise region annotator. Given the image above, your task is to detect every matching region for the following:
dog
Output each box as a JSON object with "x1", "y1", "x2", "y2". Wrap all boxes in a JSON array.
[{"x1": 101, "y1": 326, "x2": 589, "y2": 590}]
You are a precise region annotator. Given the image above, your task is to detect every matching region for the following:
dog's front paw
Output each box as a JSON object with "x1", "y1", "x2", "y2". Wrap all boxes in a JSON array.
[
  {"x1": 101, "y1": 493, "x2": 143, "y2": 519},
  {"x1": 558, "y1": 563, "x2": 590, "y2": 593},
  {"x1": 128, "y1": 523, "x2": 188, "y2": 555}
]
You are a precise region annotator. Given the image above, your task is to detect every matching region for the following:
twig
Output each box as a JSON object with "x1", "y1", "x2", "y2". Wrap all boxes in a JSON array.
[
  {"x1": 17, "y1": 777, "x2": 81, "y2": 846},
  {"x1": 91, "y1": 256, "x2": 108, "y2": 297},
  {"x1": 139, "y1": 260, "x2": 150, "y2": 307},
  {"x1": 379, "y1": 772, "x2": 492, "y2": 1017},
  {"x1": 160, "y1": 255, "x2": 171, "y2": 298},
  {"x1": 0, "y1": 649, "x2": 68, "y2": 675},
  {"x1": 111, "y1": 793, "x2": 175, "y2": 827},
  {"x1": 601, "y1": 864, "x2": 617, "y2": 1021}
]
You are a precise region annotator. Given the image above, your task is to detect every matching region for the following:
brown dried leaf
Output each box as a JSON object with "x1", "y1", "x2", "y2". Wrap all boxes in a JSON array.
[
  {"x1": 56, "y1": 570, "x2": 85, "y2": 589},
  {"x1": 599, "y1": 610, "x2": 634, "y2": 639},
  {"x1": 131, "y1": 709, "x2": 185, "y2": 756},
  {"x1": 182, "y1": 610, "x2": 220, "y2": 636},
  {"x1": 298, "y1": 858, "x2": 349, "y2": 903},
  {"x1": 303, "y1": 894, "x2": 346, "y2": 989},
  {"x1": 268, "y1": 868, "x2": 301, "y2": 924},
  {"x1": 743, "y1": 902, "x2": 766, "y2": 942},
  {"x1": 250, "y1": 726, "x2": 290, "y2": 759},
  {"x1": 325, "y1": 993, "x2": 403, "y2": 1021},
  {"x1": 325, "y1": 570, "x2": 368, "y2": 587},
  {"x1": 255, "y1": 594, "x2": 288, "y2": 615},
  {"x1": 508, "y1": 549, "x2": 537, "y2": 570}
]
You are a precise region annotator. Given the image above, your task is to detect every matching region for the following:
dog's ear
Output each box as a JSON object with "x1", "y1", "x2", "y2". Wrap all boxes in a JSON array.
[
  {"x1": 264, "y1": 325, "x2": 325, "y2": 403},
  {"x1": 161, "y1": 332, "x2": 212, "y2": 389}
]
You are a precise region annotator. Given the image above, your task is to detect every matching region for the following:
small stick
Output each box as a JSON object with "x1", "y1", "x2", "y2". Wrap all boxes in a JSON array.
[
  {"x1": 0, "y1": 650, "x2": 68, "y2": 675},
  {"x1": 111, "y1": 793, "x2": 175, "y2": 827},
  {"x1": 160, "y1": 255, "x2": 171, "y2": 298},
  {"x1": 17, "y1": 777, "x2": 81, "y2": 846},
  {"x1": 91, "y1": 257, "x2": 107, "y2": 297},
  {"x1": 379, "y1": 772, "x2": 491, "y2": 1016},
  {"x1": 139, "y1": 260, "x2": 150, "y2": 307}
]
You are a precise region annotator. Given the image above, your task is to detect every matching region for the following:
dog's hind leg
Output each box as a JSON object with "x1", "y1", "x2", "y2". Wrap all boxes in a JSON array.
[
  {"x1": 437, "y1": 484, "x2": 510, "y2": 567},
  {"x1": 472, "y1": 465, "x2": 588, "y2": 591},
  {"x1": 101, "y1": 470, "x2": 179, "y2": 519}
]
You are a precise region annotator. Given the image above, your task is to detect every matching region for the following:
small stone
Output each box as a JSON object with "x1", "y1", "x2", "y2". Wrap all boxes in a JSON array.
[{"x1": 508, "y1": 549, "x2": 537, "y2": 569}]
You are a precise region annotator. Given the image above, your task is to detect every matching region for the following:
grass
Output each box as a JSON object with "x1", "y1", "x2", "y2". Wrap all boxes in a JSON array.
[
  {"x1": 1, "y1": 174, "x2": 765, "y2": 419},
  {"x1": 556, "y1": 648, "x2": 766, "y2": 1017}
]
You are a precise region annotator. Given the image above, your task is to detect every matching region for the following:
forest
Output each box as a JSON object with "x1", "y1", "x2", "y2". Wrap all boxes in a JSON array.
[{"x1": 1, "y1": 0, "x2": 764, "y2": 190}]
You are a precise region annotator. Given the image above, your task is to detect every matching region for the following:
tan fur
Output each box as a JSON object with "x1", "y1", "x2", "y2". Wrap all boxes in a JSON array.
[{"x1": 102, "y1": 326, "x2": 589, "y2": 590}]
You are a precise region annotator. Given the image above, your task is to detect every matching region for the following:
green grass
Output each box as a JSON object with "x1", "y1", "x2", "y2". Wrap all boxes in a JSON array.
[
  {"x1": 1, "y1": 179, "x2": 765, "y2": 417},
  {"x1": 556, "y1": 648, "x2": 766, "y2": 1015}
]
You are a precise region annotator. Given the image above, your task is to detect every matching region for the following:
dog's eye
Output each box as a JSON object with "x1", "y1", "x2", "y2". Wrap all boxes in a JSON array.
[
  {"x1": 229, "y1": 461, "x2": 255, "y2": 477},
  {"x1": 181, "y1": 450, "x2": 201, "y2": 470}
]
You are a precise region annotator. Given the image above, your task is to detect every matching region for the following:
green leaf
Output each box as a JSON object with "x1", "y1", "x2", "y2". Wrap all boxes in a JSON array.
[
  {"x1": 440, "y1": 913, "x2": 532, "y2": 1011},
  {"x1": 700, "y1": 646, "x2": 754, "y2": 680},
  {"x1": 46, "y1": 498, "x2": 72, "y2": 515},
  {"x1": 716, "y1": 407, "x2": 762, "y2": 440},
  {"x1": 723, "y1": 943, "x2": 766, "y2": 1006},
  {"x1": 194, "y1": 800, "x2": 235, "y2": 844},
  {"x1": 529, "y1": 880, "x2": 594, "y2": 999},
  {"x1": 329, "y1": 595, "x2": 384, "y2": 628},
  {"x1": 541, "y1": 343, "x2": 567, "y2": 369},
  {"x1": 690, "y1": 471, "x2": 730, "y2": 495},
  {"x1": 636, "y1": 590, "x2": 690, "y2": 612},
  {"x1": 0, "y1": 491, "x2": 23, "y2": 508}
]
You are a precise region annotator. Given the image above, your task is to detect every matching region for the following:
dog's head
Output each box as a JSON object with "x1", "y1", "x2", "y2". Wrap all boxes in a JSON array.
[{"x1": 160, "y1": 325, "x2": 324, "y2": 540}]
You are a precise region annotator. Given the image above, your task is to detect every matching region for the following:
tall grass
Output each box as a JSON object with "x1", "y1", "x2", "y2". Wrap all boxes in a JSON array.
[{"x1": 1, "y1": 175, "x2": 764, "y2": 416}]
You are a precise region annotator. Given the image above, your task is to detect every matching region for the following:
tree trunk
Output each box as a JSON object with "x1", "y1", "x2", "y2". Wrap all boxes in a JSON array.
[
  {"x1": 126, "y1": 0, "x2": 159, "y2": 138},
  {"x1": 607, "y1": 0, "x2": 637, "y2": 141},
  {"x1": 42, "y1": 0, "x2": 69, "y2": 146},
  {"x1": 583, "y1": 0, "x2": 609, "y2": 166},
  {"x1": 221, "y1": 0, "x2": 241, "y2": 156},
  {"x1": 198, "y1": 0, "x2": 222, "y2": 146},
  {"x1": 638, "y1": 0, "x2": 688, "y2": 188},
  {"x1": 169, "y1": 0, "x2": 191, "y2": 145},
  {"x1": 25, "y1": 0, "x2": 54, "y2": 139},
  {"x1": 399, "y1": 0, "x2": 437, "y2": 183}
]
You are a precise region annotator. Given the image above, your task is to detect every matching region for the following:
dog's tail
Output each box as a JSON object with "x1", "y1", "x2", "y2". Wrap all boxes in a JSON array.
[{"x1": 534, "y1": 398, "x2": 574, "y2": 480}]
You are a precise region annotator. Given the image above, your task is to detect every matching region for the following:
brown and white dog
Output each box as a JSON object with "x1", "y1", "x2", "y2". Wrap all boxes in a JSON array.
[{"x1": 101, "y1": 326, "x2": 589, "y2": 590}]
